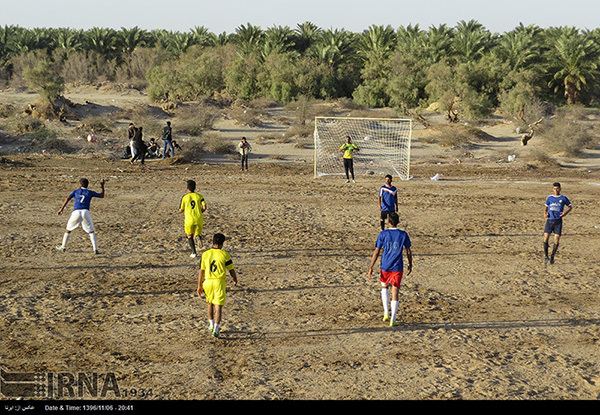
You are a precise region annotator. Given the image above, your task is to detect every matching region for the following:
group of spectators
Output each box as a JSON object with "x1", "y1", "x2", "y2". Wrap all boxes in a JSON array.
[{"x1": 123, "y1": 121, "x2": 181, "y2": 164}]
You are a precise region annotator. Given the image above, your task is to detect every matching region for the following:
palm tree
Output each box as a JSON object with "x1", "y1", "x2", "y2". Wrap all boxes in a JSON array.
[
  {"x1": 452, "y1": 20, "x2": 494, "y2": 63},
  {"x1": 190, "y1": 26, "x2": 217, "y2": 47},
  {"x1": 423, "y1": 24, "x2": 454, "y2": 63},
  {"x1": 262, "y1": 25, "x2": 296, "y2": 57},
  {"x1": 232, "y1": 23, "x2": 264, "y2": 55},
  {"x1": 356, "y1": 25, "x2": 396, "y2": 62},
  {"x1": 496, "y1": 23, "x2": 543, "y2": 71},
  {"x1": 84, "y1": 27, "x2": 119, "y2": 60},
  {"x1": 546, "y1": 27, "x2": 600, "y2": 104},
  {"x1": 118, "y1": 26, "x2": 151, "y2": 55},
  {"x1": 311, "y1": 28, "x2": 355, "y2": 73},
  {"x1": 396, "y1": 24, "x2": 426, "y2": 55},
  {"x1": 294, "y1": 21, "x2": 321, "y2": 53},
  {"x1": 53, "y1": 27, "x2": 84, "y2": 53},
  {"x1": 8, "y1": 27, "x2": 42, "y2": 56}
]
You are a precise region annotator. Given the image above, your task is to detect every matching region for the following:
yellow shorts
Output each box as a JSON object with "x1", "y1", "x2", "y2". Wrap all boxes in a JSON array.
[
  {"x1": 184, "y1": 221, "x2": 203, "y2": 237},
  {"x1": 203, "y1": 278, "x2": 226, "y2": 306}
]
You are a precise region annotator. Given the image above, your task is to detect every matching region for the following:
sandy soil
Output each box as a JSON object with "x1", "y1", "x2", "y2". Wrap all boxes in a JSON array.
[{"x1": 1, "y1": 89, "x2": 600, "y2": 401}]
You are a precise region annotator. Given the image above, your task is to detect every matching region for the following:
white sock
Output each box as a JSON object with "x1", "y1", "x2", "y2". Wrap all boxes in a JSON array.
[
  {"x1": 208, "y1": 319, "x2": 214, "y2": 329},
  {"x1": 62, "y1": 233, "x2": 70, "y2": 248},
  {"x1": 89, "y1": 233, "x2": 98, "y2": 251},
  {"x1": 213, "y1": 323, "x2": 220, "y2": 333},
  {"x1": 390, "y1": 300, "x2": 399, "y2": 322},
  {"x1": 381, "y1": 288, "x2": 390, "y2": 316}
]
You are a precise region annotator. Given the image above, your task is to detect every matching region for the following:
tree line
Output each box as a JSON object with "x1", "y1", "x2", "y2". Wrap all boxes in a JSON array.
[{"x1": 1, "y1": 20, "x2": 600, "y2": 123}]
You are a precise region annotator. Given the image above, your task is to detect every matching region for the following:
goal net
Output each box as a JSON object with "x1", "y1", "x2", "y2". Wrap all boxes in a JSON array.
[{"x1": 313, "y1": 117, "x2": 413, "y2": 180}]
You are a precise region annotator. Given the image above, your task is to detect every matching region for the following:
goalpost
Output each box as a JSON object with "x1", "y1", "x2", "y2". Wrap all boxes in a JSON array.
[{"x1": 313, "y1": 117, "x2": 413, "y2": 180}]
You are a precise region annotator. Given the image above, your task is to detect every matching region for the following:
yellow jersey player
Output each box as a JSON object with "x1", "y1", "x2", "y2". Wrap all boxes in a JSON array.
[
  {"x1": 179, "y1": 180, "x2": 206, "y2": 258},
  {"x1": 339, "y1": 135, "x2": 359, "y2": 183},
  {"x1": 197, "y1": 233, "x2": 238, "y2": 338}
]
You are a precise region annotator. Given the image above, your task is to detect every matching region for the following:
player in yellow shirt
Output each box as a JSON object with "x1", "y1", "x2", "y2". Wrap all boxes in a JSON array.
[
  {"x1": 197, "y1": 233, "x2": 238, "y2": 338},
  {"x1": 339, "y1": 135, "x2": 359, "y2": 183},
  {"x1": 179, "y1": 180, "x2": 206, "y2": 258}
]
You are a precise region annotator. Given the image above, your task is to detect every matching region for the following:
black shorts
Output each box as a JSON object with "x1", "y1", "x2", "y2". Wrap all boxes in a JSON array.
[
  {"x1": 380, "y1": 211, "x2": 394, "y2": 220},
  {"x1": 544, "y1": 219, "x2": 563, "y2": 235}
]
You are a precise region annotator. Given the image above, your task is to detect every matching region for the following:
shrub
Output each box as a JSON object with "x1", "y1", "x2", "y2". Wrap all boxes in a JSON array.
[
  {"x1": 174, "y1": 104, "x2": 220, "y2": 136},
  {"x1": 175, "y1": 139, "x2": 205, "y2": 163},
  {"x1": 203, "y1": 133, "x2": 235, "y2": 154},
  {"x1": 540, "y1": 118, "x2": 598, "y2": 157}
]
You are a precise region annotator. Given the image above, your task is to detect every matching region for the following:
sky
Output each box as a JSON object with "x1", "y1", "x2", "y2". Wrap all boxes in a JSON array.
[{"x1": 1, "y1": 0, "x2": 599, "y2": 34}]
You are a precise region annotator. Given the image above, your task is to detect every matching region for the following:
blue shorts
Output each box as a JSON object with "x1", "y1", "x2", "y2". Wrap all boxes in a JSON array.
[{"x1": 544, "y1": 219, "x2": 563, "y2": 235}]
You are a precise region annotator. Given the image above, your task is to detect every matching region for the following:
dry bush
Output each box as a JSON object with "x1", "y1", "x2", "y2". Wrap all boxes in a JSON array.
[
  {"x1": 294, "y1": 138, "x2": 313, "y2": 149},
  {"x1": 540, "y1": 119, "x2": 598, "y2": 157},
  {"x1": 249, "y1": 97, "x2": 280, "y2": 109},
  {"x1": 3, "y1": 115, "x2": 44, "y2": 135},
  {"x1": 174, "y1": 104, "x2": 220, "y2": 136},
  {"x1": 173, "y1": 139, "x2": 206, "y2": 164},
  {"x1": 202, "y1": 132, "x2": 235, "y2": 154},
  {"x1": 285, "y1": 123, "x2": 313, "y2": 139},
  {"x1": 334, "y1": 97, "x2": 365, "y2": 110},
  {"x1": 528, "y1": 148, "x2": 559, "y2": 166},
  {"x1": 76, "y1": 115, "x2": 114, "y2": 134},
  {"x1": 422, "y1": 124, "x2": 494, "y2": 148},
  {"x1": 0, "y1": 103, "x2": 17, "y2": 118},
  {"x1": 228, "y1": 106, "x2": 263, "y2": 127}
]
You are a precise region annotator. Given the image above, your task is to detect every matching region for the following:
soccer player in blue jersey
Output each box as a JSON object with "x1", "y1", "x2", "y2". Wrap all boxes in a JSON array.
[
  {"x1": 543, "y1": 182, "x2": 572, "y2": 264},
  {"x1": 367, "y1": 212, "x2": 412, "y2": 327},
  {"x1": 379, "y1": 174, "x2": 398, "y2": 231},
  {"x1": 56, "y1": 178, "x2": 105, "y2": 254}
]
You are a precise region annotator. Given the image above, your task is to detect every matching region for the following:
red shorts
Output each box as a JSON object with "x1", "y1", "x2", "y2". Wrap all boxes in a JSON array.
[{"x1": 379, "y1": 270, "x2": 404, "y2": 288}]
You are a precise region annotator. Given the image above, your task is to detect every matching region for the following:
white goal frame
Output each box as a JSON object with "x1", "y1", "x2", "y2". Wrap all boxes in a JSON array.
[{"x1": 313, "y1": 116, "x2": 413, "y2": 180}]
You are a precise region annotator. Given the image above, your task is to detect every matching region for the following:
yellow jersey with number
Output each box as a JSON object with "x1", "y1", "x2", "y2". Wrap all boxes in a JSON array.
[
  {"x1": 201, "y1": 248, "x2": 234, "y2": 280},
  {"x1": 180, "y1": 192, "x2": 205, "y2": 225}
]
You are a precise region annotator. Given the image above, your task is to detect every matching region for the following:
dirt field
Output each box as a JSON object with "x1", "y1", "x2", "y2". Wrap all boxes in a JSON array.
[{"x1": 1, "y1": 90, "x2": 600, "y2": 401}]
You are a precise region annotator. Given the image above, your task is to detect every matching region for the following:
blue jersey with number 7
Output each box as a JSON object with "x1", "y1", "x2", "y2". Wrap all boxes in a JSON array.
[{"x1": 69, "y1": 188, "x2": 102, "y2": 210}]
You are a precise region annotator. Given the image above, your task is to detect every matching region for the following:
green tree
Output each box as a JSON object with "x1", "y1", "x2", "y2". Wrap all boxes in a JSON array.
[
  {"x1": 23, "y1": 58, "x2": 64, "y2": 103},
  {"x1": 545, "y1": 27, "x2": 600, "y2": 104}
]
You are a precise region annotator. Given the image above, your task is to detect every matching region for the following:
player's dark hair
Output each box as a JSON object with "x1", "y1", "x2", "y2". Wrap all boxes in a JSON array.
[
  {"x1": 213, "y1": 233, "x2": 225, "y2": 245},
  {"x1": 167, "y1": 121, "x2": 171, "y2": 126},
  {"x1": 385, "y1": 174, "x2": 392, "y2": 180},
  {"x1": 187, "y1": 180, "x2": 196, "y2": 192},
  {"x1": 79, "y1": 178, "x2": 89, "y2": 188},
  {"x1": 553, "y1": 182, "x2": 561, "y2": 188},
  {"x1": 388, "y1": 212, "x2": 399, "y2": 227}
]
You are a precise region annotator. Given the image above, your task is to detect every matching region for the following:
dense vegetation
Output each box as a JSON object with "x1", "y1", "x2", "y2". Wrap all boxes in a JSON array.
[{"x1": 2, "y1": 20, "x2": 600, "y2": 125}]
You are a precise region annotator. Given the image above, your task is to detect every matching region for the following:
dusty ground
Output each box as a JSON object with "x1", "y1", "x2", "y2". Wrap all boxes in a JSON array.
[{"x1": 1, "y1": 89, "x2": 600, "y2": 401}]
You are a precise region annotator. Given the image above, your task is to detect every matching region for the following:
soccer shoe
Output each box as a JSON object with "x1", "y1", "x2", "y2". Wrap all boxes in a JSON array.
[
  {"x1": 190, "y1": 253, "x2": 197, "y2": 258},
  {"x1": 389, "y1": 321, "x2": 398, "y2": 327},
  {"x1": 55, "y1": 245, "x2": 65, "y2": 252},
  {"x1": 550, "y1": 256, "x2": 555, "y2": 264},
  {"x1": 94, "y1": 250, "x2": 100, "y2": 255},
  {"x1": 212, "y1": 330, "x2": 220, "y2": 338},
  {"x1": 352, "y1": 179, "x2": 356, "y2": 183},
  {"x1": 544, "y1": 256, "x2": 549, "y2": 265},
  {"x1": 345, "y1": 179, "x2": 349, "y2": 183},
  {"x1": 382, "y1": 314, "x2": 390, "y2": 322}
]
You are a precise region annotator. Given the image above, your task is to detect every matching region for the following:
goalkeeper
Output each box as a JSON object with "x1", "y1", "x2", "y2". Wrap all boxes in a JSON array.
[{"x1": 339, "y1": 136, "x2": 359, "y2": 183}]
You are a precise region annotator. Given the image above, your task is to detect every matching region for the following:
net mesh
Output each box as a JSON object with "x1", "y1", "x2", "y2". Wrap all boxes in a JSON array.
[{"x1": 313, "y1": 117, "x2": 413, "y2": 179}]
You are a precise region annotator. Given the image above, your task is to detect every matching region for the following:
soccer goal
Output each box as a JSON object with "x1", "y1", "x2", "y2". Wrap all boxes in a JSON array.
[{"x1": 313, "y1": 117, "x2": 413, "y2": 180}]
